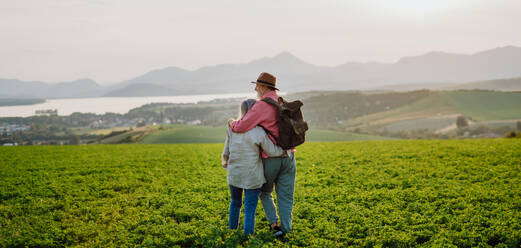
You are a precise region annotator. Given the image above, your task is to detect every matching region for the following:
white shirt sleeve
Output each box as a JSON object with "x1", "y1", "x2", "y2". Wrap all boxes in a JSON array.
[
  {"x1": 253, "y1": 127, "x2": 284, "y2": 157},
  {"x1": 222, "y1": 128, "x2": 231, "y2": 160}
]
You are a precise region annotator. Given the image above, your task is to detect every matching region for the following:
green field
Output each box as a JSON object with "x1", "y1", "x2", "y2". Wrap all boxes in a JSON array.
[
  {"x1": 383, "y1": 115, "x2": 457, "y2": 132},
  {"x1": 140, "y1": 125, "x2": 228, "y2": 144},
  {"x1": 1, "y1": 140, "x2": 520, "y2": 247},
  {"x1": 345, "y1": 91, "x2": 521, "y2": 131},
  {"x1": 344, "y1": 93, "x2": 458, "y2": 129},
  {"x1": 140, "y1": 125, "x2": 389, "y2": 144},
  {"x1": 303, "y1": 129, "x2": 395, "y2": 141},
  {"x1": 440, "y1": 91, "x2": 521, "y2": 121}
]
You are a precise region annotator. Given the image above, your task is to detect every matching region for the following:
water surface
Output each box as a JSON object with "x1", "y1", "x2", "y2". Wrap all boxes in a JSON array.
[{"x1": 0, "y1": 93, "x2": 256, "y2": 117}]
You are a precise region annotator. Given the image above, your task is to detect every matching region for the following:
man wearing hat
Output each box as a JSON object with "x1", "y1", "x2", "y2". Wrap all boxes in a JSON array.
[{"x1": 228, "y1": 72, "x2": 296, "y2": 239}]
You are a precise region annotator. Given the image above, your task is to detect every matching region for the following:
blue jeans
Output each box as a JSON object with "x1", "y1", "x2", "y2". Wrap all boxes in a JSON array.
[{"x1": 228, "y1": 185, "x2": 261, "y2": 236}]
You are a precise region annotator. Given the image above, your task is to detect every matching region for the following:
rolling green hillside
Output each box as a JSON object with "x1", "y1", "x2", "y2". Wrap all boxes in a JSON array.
[
  {"x1": 344, "y1": 91, "x2": 521, "y2": 131},
  {"x1": 139, "y1": 125, "x2": 392, "y2": 144},
  {"x1": 93, "y1": 127, "x2": 153, "y2": 144},
  {"x1": 439, "y1": 91, "x2": 521, "y2": 120},
  {"x1": 1, "y1": 140, "x2": 520, "y2": 247},
  {"x1": 141, "y1": 125, "x2": 227, "y2": 144},
  {"x1": 301, "y1": 129, "x2": 395, "y2": 141},
  {"x1": 300, "y1": 90, "x2": 432, "y2": 128},
  {"x1": 344, "y1": 93, "x2": 457, "y2": 129}
]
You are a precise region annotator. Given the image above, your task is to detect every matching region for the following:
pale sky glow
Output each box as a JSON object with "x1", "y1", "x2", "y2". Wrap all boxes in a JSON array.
[
  {"x1": 1, "y1": 0, "x2": 520, "y2": 84},
  {"x1": 376, "y1": 0, "x2": 465, "y2": 17}
]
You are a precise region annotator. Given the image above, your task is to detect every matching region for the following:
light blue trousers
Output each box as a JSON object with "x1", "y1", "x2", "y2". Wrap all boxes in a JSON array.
[{"x1": 260, "y1": 153, "x2": 296, "y2": 234}]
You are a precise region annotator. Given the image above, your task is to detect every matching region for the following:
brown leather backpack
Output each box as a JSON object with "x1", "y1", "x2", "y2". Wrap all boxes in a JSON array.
[{"x1": 261, "y1": 97, "x2": 308, "y2": 150}]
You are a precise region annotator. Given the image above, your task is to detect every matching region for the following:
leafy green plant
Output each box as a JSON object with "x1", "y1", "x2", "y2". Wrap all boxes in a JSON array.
[{"x1": 1, "y1": 140, "x2": 520, "y2": 247}]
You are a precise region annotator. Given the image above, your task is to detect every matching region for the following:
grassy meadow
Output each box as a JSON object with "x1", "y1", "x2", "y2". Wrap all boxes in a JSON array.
[
  {"x1": 138, "y1": 125, "x2": 390, "y2": 144},
  {"x1": 439, "y1": 91, "x2": 521, "y2": 121},
  {"x1": 343, "y1": 91, "x2": 521, "y2": 132},
  {"x1": 1, "y1": 140, "x2": 520, "y2": 247}
]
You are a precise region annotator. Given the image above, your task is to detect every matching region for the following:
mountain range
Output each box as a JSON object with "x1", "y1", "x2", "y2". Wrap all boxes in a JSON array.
[
  {"x1": 0, "y1": 78, "x2": 103, "y2": 99},
  {"x1": 1, "y1": 46, "x2": 521, "y2": 98}
]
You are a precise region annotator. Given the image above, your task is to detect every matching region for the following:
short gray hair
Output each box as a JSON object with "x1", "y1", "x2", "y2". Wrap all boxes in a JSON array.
[{"x1": 239, "y1": 99, "x2": 257, "y2": 119}]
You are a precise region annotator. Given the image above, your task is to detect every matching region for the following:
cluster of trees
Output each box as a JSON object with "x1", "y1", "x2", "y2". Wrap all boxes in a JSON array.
[
  {"x1": 455, "y1": 119, "x2": 521, "y2": 138},
  {"x1": 456, "y1": 116, "x2": 469, "y2": 128},
  {"x1": 126, "y1": 102, "x2": 238, "y2": 126},
  {"x1": 504, "y1": 121, "x2": 521, "y2": 138},
  {"x1": 1, "y1": 124, "x2": 102, "y2": 145},
  {"x1": 0, "y1": 113, "x2": 122, "y2": 127},
  {"x1": 363, "y1": 119, "x2": 520, "y2": 140},
  {"x1": 504, "y1": 131, "x2": 521, "y2": 138}
]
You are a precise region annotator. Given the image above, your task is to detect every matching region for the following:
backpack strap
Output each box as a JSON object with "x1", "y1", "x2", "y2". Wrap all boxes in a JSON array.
[
  {"x1": 258, "y1": 124, "x2": 289, "y2": 158},
  {"x1": 260, "y1": 97, "x2": 282, "y2": 111},
  {"x1": 259, "y1": 97, "x2": 280, "y2": 142},
  {"x1": 259, "y1": 124, "x2": 276, "y2": 142}
]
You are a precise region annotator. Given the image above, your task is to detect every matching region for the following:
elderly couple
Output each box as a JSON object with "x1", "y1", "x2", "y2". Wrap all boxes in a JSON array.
[{"x1": 221, "y1": 72, "x2": 296, "y2": 239}]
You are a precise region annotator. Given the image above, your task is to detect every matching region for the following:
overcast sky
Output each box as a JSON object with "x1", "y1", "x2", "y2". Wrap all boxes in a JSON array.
[{"x1": 1, "y1": 0, "x2": 520, "y2": 84}]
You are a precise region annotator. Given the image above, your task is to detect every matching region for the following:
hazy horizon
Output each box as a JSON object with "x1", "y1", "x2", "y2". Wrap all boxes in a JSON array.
[{"x1": 2, "y1": 0, "x2": 521, "y2": 84}]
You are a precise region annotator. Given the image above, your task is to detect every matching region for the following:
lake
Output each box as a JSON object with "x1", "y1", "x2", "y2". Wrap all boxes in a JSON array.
[{"x1": 0, "y1": 93, "x2": 257, "y2": 117}]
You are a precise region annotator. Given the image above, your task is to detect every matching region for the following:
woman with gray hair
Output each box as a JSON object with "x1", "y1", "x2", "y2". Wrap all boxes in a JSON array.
[{"x1": 221, "y1": 99, "x2": 284, "y2": 236}]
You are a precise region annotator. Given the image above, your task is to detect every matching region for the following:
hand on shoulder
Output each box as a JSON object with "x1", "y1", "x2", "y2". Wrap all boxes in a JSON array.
[{"x1": 227, "y1": 118, "x2": 235, "y2": 128}]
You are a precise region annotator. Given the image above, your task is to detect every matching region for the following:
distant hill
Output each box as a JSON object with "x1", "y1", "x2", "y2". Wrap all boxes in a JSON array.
[
  {"x1": 0, "y1": 98, "x2": 45, "y2": 106},
  {"x1": 444, "y1": 77, "x2": 521, "y2": 91},
  {"x1": 104, "y1": 83, "x2": 178, "y2": 97},
  {"x1": 375, "y1": 77, "x2": 521, "y2": 92},
  {"x1": 373, "y1": 83, "x2": 454, "y2": 91},
  {"x1": 2, "y1": 46, "x2": 521, "y2": 98},
  {"x1": 0, "y1": 78, "x2": 103, "y2": 98}
]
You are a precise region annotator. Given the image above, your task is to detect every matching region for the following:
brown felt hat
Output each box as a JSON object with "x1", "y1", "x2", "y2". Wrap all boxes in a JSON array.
[{"x1": 250, "y1": 72, "x2": 279, "y2": 91}]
